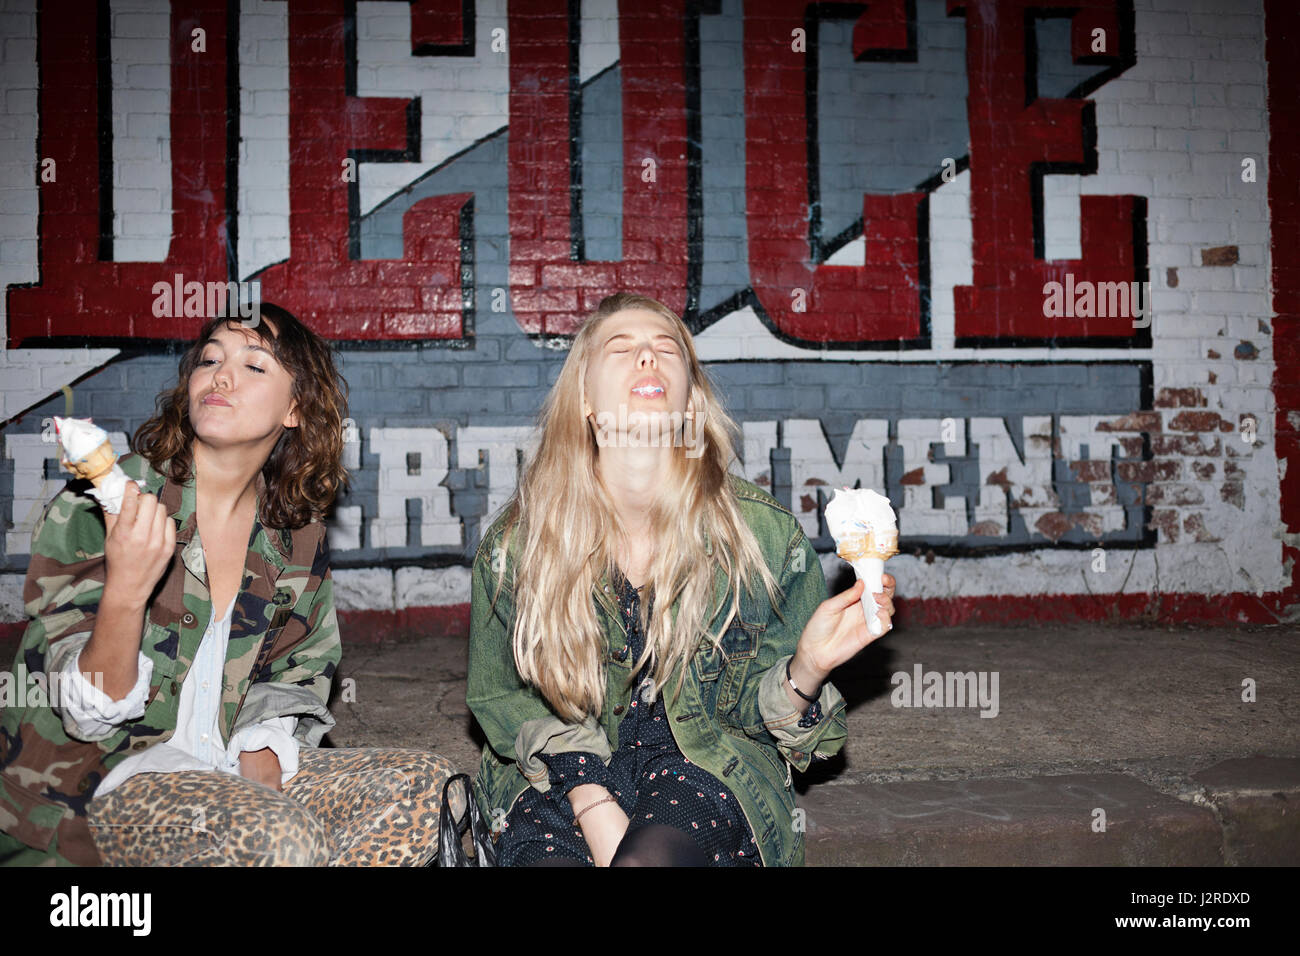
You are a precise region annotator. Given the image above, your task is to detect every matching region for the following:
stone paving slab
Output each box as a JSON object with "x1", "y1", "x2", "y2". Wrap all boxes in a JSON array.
[
  {"x1": 1191, "y1": 757, "x2": 1300, "y2": 865},
  {"x1": 799, "y1": 773, "x2": 1224, "y2": 866}
]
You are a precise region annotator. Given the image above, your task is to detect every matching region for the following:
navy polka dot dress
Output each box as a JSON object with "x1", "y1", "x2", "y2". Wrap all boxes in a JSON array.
[{"x1": 496, "y1": 569, "x2": 762, "y2": 866}]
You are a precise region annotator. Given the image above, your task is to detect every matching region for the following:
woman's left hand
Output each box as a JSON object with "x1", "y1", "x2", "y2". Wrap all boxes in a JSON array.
[
  {"x1": 794, "y1": 572, "x2": 896, "y2": 683},
  {"x1": 239, "y1": 748, "x2": 283, "y2": 791}
]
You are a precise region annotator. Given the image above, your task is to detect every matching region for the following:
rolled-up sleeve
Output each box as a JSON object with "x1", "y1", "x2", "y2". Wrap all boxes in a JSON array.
[
  {"x1": 514, "y1": 714, "x2": 613, "y2": 794},
  {"x1": 756, "y1": 655, "x2": 847, "y2": 763},
  {"x1": 50, "y1": 634, "x2": 153, "y2": 742}
]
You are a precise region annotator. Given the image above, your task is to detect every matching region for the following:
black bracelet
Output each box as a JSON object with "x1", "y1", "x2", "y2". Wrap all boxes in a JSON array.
[{"x1": 785, "y1": 657, "x2": 820, "y2": 703}]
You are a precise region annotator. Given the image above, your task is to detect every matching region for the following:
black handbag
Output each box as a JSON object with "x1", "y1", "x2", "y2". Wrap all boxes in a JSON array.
[{"x1": 436, "y1": 773, "x2": 498, "y2": 866}]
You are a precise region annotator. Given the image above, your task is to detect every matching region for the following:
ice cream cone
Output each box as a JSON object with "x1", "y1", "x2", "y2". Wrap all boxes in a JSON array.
[
  {"x1": 52, "y1": 416, "x2": 140, "y2": 514},
  {"x1": 61, "y1": 439, "x2": 118, "y2": 485},
  {"x1": 824, "y1": 486, "x2": 898, "y2": 637}
]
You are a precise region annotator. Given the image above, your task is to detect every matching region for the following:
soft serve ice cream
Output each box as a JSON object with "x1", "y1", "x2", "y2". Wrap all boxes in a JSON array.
[
  {"x1": 824, "y1": 486, "x2": 898, "y2": 636},
  {"x1": 53, "y1": 417, "x2": 145, "y2": 514}
]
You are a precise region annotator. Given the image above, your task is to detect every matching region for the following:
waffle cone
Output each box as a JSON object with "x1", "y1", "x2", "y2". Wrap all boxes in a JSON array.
[
  {"x1": 835, "y1": 528, "x2": 898, "y2": 563},
  {"x1": 62, "y1": 440, "x2": 117, "y2": 484}
]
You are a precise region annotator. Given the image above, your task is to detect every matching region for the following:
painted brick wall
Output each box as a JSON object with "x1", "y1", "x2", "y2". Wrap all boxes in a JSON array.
[{"x1": 1, "y1": 0, "x2": 1296, "y2": 632}]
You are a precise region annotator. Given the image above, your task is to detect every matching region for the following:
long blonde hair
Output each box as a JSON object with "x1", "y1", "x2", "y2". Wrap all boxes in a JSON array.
[{"x1": 488, "y1": 293, "x2": 782, "y2": 722}]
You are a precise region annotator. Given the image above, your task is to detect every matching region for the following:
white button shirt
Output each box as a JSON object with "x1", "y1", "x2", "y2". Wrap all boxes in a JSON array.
[{"x1": 57, "y1": 594, "x2": 300, "y2": 795}]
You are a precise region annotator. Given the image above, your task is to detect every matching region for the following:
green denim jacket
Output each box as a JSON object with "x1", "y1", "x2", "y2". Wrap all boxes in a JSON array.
[
  {"x1": 0, "y1": 452, "x2": 340, "y2": 866},
  {"x1": 466, "y1": 474, "x2": 847, "y2": 867}
]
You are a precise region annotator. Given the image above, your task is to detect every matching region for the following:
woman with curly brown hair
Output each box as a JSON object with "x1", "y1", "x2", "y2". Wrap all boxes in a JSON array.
[{"x1": 0, "y1": 304, "x2": 455, "y2": 866}]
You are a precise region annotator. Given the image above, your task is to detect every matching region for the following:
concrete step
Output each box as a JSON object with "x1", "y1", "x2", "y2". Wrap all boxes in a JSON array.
[{"x1": 801, "y1": 758, "x2": 1300, "y2": 865}]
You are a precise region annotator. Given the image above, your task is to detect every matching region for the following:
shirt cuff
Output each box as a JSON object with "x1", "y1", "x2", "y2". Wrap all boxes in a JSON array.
[
  {"x1": 514, "y1": 714, "x2": 613, "y2": 794},
  {"x1": 758, "y1": 655, "x2": 845, "y2": 755},
  {"x1": 538, "y1": 750, "x2": 610, "y2": 797},
  {"x1": 228, "y1": 716, "x2": 301, "y2": 785},
  {"x1": 55, "y1": 645, "x2": 153, "y2": 742}
]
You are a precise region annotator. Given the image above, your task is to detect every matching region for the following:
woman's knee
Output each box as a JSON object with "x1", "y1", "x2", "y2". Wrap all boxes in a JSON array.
[
  {"x1": 223, "y1": 797, "x2": 331, "y2": 866},
  {"x1": 609, "y1": 823, "x2": 708, "y2": 867}
]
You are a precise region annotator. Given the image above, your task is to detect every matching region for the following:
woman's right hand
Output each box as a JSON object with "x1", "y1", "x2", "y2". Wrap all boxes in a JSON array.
[{"x1": 102, "y1": 480, "x2": 176, "y2": 609}]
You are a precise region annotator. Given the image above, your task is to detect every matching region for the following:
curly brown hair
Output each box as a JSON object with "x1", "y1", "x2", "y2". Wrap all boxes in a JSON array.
[{"x1": 131, "y1": 303, "x2": 350, "y2": 529}]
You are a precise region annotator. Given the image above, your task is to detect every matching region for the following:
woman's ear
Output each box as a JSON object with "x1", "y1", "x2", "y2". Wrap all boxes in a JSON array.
[{"x1": 282, "y1": 400, "x2": 300, "y2": 429}]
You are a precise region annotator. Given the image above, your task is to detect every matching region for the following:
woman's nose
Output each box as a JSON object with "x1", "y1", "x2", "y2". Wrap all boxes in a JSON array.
[{"x1": 637, "y1": 344, "x2": 657, "y2": 367}]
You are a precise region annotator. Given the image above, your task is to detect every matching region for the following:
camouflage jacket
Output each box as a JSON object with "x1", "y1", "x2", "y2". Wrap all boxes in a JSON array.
[
  {"x1": 467, "y1": 474, "x2": 849, "y2": 867},
  {"x1": 0, "y1": 452, "x2": 340, "y2": 866}
]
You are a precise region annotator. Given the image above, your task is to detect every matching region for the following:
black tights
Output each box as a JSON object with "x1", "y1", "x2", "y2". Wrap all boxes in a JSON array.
[{"x1": 525, "y1": 824, "x2": 709, "y2": 867}]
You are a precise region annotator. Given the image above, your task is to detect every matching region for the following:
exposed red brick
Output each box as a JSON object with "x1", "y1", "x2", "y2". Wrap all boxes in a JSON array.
[
  {"x1": 1146, "y1": 509, "x2": 1180, "y2": 542},
  {"x1": 1145, "y1": 483, "x2": 1205, "y2": 505},
  {"x1": 986, "y1": 467, "x2": 1011, "y2": 490},
  {"x1": 800, "y1": 494, "x2": 817, "y2": 512},
  {"x1": 1011, "y1": 489, "x2": 1060, "y2": 510},
  {"x1": 1166, "y1": 266, "x2": 1179, "y2": 288},
  {"x1": 1154, "y1": 387, "x2": 1207, "y2": 408},
  {"x1": 900, "y1": 467, "x2": 925, "y2": 485},
  {"x1": 1120, "y1": 436, "x2": 1146, "y2": 457},
  {"x1": 1219, "y1": 418, "x2": 1236, "y2": 432},
  {"x1": 1190, "y1": 461, "x2": 1216, "y2": 480},
  {"x1": 1152, "y1": 434, "x2": 1221, "y2": 456},
  {"x1": 1224, "y1": 461, "x2": 1245, "y2": 479},
  {"x1": 1096, "y1": 411, "x2": 1162, "y2": 432},
  {"x1": 1074, "y1": 513, "x2": 1104, "y2": 538},
  {"x1": 970, "y1": 521, "x2": 1001, "y2": 537},
  {"x1": 1201, "y1": 245, "x2": 1239, "y2": 266},
  {"x1": 1208, "y1": 371, "x2": 1217, "y2": 384},
  {"x1": 1117, "y1": 460, "x2": 1181, "y2": 482},
  {"x1": 1220, "y1": 482, "x2": 1245, "y2": 509},
  {"x1": 1035, "y1": 512, "x2": 1073, "y2": 542},
  {"x1": 1168, "y1": 410, "x2": 1223, "y2": 432},
  {"x1": 1091, "y1": 483, "x2": 1118, "y2": 505},
  {"x1": 1207, "y1": 349, "x2": 1221, "y2": 359},
  {"x1": 1183, "y1": 513, "x2": 1221, "y2": 543},
  {"x1": 1069, "y1": 460, "x2": 1110, "y2": 482}
]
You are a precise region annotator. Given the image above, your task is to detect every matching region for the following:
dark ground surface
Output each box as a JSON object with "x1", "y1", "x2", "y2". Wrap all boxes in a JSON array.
[{"x1": 323, "y1": 620, "x2": 1300, "y2": 866}]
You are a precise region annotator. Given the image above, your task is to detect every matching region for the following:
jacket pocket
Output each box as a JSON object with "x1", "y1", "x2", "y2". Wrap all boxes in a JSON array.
[
  {"x1": 0, "y1": 772, "x2": 68, "y2": 852},
  {"x1": 695, "y1": 616, "x2": 763, "y2": 682}
]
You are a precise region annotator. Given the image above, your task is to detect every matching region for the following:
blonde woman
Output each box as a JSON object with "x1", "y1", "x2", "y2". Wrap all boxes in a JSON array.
[{"x1": 467, "y1": 293, "x2": 897, "y2": 867}]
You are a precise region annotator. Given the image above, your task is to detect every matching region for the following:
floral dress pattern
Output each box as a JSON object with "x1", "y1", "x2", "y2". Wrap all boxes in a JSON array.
[{"x1": 495, "y1": 569, "x2": 761, "y2": 866}]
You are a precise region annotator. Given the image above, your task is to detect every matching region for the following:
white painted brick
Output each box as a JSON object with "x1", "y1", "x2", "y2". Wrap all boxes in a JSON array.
[
  {"x1": 332, "y1": 567, "x2": 396, "y2": 612},
  {"x1": 1187, "y1": 12, "x2": 1263, "y2": 39},
  {"x1": 0, "y1": 574, "x2": 26, "y2": 624},
  {"x1": 395, "y1": 565, "x2": 472, "y2": 609}
]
